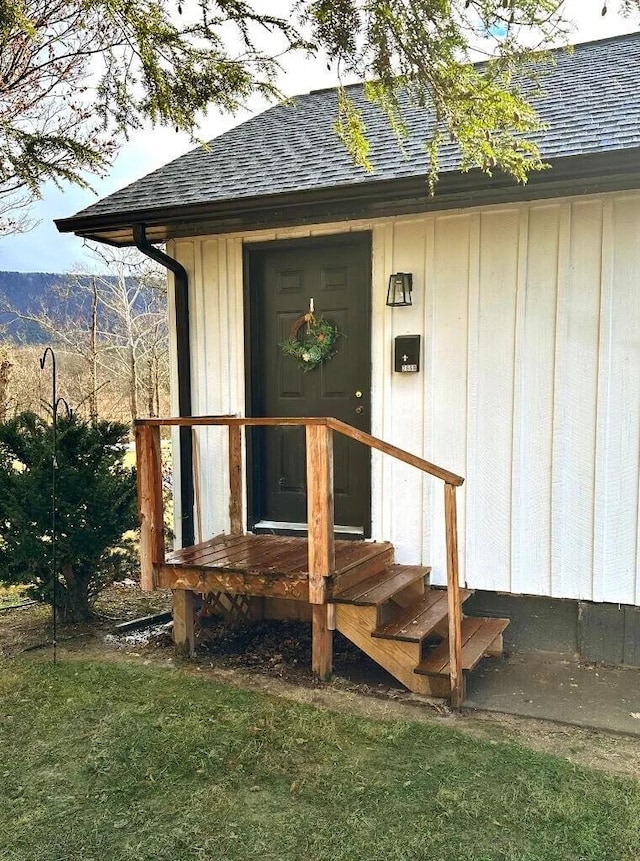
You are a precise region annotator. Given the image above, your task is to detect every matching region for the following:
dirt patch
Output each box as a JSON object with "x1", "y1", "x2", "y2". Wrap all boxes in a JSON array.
[
  {"x1": 0, "y1": 601, "x2": 52, "y2": 657},
  {"x1": 0, "y1": 582, "x2": 172, "y2": 657},
  {"x1": 95, "y1": 581, "x2": 173, "y2": 621},
  {"x1": 2, "y1": 588, "x2": 640, "y2": 781}
]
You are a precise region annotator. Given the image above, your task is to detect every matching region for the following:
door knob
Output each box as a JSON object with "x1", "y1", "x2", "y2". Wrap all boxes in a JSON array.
[
  {"x1": 355, "y1": 390, "x2": 363, "y2": 398},
  {"x1": 355, "y1": 406, "x2": 364, "y2": 415}
]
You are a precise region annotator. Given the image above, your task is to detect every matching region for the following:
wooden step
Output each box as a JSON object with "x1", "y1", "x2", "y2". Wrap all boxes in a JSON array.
[
  {"x1": 372, "y1": 588, "x2": 472, "y2": 643},
  {"x1": 414, "y1": 616, "x2": 510, "y2": 676},
  {"x1": 332, "y1": 565, "x2": 430, "y2": 606},
  {"x1": 331, "y1": 542, "x2": 394, "y2": 594}
]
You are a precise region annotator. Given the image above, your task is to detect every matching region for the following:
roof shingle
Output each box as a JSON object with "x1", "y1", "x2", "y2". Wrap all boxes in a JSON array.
[{"x1": 69, "y1": 33, "x2": 640, "y2": 221}]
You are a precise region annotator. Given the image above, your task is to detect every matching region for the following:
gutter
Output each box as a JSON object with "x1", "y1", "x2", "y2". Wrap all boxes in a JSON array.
[{"x1": 133, "y1": 225, "x2": 195, "y2": 548}]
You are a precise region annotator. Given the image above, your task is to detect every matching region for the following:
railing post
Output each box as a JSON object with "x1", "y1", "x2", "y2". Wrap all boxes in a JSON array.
[
  {"x1": 444, "y1": 482, "x2": 464, "y2": 708},
  {"x1": 228, "y1": 424, "x2": 243, "y2": 535},
  {"x1": 306, "y1": 423, "x2": 335, "y2": 680},
  {"x1": 172, "y1": 588, "x2": 196, "y2": 657},
  {"x1": 135, "y1": 423, "x2": 164, "y2": 591}
]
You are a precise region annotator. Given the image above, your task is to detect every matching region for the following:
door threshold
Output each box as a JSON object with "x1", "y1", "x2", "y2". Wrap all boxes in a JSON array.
[{"x1": 253, "y1": 520, "x2": 364, "y2": 539}]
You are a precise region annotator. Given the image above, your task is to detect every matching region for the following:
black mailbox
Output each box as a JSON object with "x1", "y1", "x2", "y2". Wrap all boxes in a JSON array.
[{"x1": 394, "y1": 335, "x2": 421, "y2": 373}]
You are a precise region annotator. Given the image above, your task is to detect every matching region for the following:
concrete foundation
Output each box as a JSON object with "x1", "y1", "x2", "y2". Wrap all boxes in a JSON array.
[{"x1": 464, "y1": 591, "x2": 640, "y2": 667}]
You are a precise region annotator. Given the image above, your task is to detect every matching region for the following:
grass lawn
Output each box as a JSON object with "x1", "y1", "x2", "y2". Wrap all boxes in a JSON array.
[{"x1": 1, "y1": 660, "x2": 639, "y2": 861}]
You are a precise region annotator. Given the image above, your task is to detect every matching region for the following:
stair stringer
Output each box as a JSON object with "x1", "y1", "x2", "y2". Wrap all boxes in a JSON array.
[{"x1": 334, "y1": 603, "x2": 451, "y2": 698}]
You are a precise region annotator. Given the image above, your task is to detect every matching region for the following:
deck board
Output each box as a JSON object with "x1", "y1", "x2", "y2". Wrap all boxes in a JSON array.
[
  {"x1": 415, "y1": 617, "x2": 510, "y2": 675},
  {"x1": 168, "y1": 534, "x2": 253, "y2": 564},
  {"x1": 372, "y1": 588, "x2": 472, "y2": 642},
  {"x1": 158, "y1": 533, "x2": 393, "y2": 598},
  {"x1": 333, "y1": 565, "x2": 430, "y2": 606}
]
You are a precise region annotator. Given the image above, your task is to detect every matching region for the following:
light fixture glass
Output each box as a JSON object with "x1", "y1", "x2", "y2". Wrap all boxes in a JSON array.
[{"x1": 386, "y1": 272, "x2": 413, "y2": 307}]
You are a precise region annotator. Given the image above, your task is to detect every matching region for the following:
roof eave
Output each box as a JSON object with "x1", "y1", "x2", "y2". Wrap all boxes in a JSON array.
[{"x1": 54, "y1": 149, "x2": 640, "y2": 246}]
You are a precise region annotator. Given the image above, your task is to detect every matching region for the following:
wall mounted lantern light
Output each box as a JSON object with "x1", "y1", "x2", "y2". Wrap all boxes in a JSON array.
[{"x1": 386, "y1": 272, "x2": 413, "y2": 307}]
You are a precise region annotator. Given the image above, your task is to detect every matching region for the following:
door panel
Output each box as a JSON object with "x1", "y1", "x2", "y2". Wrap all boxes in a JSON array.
[{"x1": 248, "y1": 235, "x2": 371, "y2": 533}]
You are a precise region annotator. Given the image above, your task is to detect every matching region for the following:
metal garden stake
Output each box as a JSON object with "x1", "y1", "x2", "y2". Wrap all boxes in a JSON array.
[{"x1": 39, "y1": 347, "x2": 72, "y2": 664}]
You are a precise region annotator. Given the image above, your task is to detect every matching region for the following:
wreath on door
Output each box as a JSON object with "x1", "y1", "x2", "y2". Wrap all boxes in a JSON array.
[{"x1": 280, "y1": 309, "x2": 342, "y2": 372}]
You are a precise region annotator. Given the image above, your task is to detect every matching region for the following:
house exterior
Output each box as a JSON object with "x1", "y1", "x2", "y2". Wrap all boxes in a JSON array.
[{"x1": 57, "y1": 33, "x2": 640, "y2": 664}]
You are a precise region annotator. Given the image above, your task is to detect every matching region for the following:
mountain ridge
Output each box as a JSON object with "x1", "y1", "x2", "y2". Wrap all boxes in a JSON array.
[{"x1": 0, "y1": 270, "x2": 148, "y2": 343}]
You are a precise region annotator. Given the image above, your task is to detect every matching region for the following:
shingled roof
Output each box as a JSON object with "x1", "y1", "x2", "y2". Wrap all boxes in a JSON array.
[{"x1": 56, "y1": 32, "x2": 640, "y2": 242}]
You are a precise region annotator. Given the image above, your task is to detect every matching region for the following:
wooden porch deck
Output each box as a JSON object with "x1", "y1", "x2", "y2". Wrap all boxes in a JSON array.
[
  {"x1": 157, "y1": 529, "x2": 508, "y2": 702},
  {"x1": 156, "y1": 532, "x2": 393, "y2": 600}
]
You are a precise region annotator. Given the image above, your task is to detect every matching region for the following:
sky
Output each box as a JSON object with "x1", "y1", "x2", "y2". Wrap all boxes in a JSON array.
[{"x1": 1, "y1": 0, "x2": 638, "y2": 275}]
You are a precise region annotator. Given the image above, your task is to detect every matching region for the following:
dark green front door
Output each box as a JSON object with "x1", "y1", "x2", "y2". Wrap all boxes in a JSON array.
[{"x1": 247, "y1": 234, "x2": 371, "y2": 535}]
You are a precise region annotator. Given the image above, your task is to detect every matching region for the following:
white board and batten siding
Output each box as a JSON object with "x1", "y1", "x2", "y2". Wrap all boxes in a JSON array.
[{"x1": 167, "y1": 190, "x2": 640, "y2": 607}]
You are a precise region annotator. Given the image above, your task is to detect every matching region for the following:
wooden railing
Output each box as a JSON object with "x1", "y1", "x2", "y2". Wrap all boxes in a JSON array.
[
  {"x1": 135, "y1": 415, "x2": 465, "y2": 707},
  {"x1": 327, "y1": 418, "x2": 465, "y2": 708}
]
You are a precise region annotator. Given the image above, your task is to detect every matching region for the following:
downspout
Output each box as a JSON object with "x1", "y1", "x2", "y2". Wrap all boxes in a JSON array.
[{"x1": 133, "y1": 224, "x2": 195, "y2": 548}]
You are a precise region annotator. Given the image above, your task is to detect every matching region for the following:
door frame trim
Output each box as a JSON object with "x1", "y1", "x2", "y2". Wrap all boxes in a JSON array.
[{"x1": 243, "y1": 230, "x2": 373, "y2": 536}]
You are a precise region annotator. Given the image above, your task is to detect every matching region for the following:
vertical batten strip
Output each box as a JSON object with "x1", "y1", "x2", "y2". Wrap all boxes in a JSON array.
[
  {"x1": 549, "y1": 204, "x2": 570, "y2": 597},
  {"x1": 464, "y1": 214, "x2": 481, "y2": 587},
  {"x1": 192, "y1": 427, "x2": 203, "y2": 543},
  {"x1": 510, "y1": 206, "x2": 530, "y2": 596},
  {"x1": 200, "y1": 240, "x2": 218, "y2": 539},
  {"x1": 380, "y1": 222, "x2": 395, "y2": 543},
  {"x1": 217, "y1": 239, "x2": 230, "y2": 537},
  {"x1": 457, "y1": 217, "x2": 473, "y2": 585},
  {"x1": 230, "y1": 237, "x2": 245, "y2": 414},
  {"x1": 192, "y1": 240, "x2": 205, "y2": 540},
  {"x1": 429, "y1": 214, "x2": 470, "y2": 585},
  {"x1": 192, "y1": 239, "x2": 204, "y2": 416},
  {"x1": 593, "y1": 199, "x2": 614, "y2": 603},
  {"x1": 390, "y1": 220, "x2": 427, "y2": 562},
  {"x1": 550, "y1": 203, "x2": 572, "y2": 599},
  {"x1": 225, "y1": 237, "x2": 237, "y2": 412},
  {"x1": 421, "y1": 216, "x2": 437, "y2": 568},
  {"x1": 217, "y1": 238, "x2": 229, "y2": 414}
]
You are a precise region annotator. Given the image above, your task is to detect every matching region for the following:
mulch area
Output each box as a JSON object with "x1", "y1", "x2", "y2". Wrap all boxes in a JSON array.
[{"x1": 194, "y1": 617, "x2": 396, "y2": 688}]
